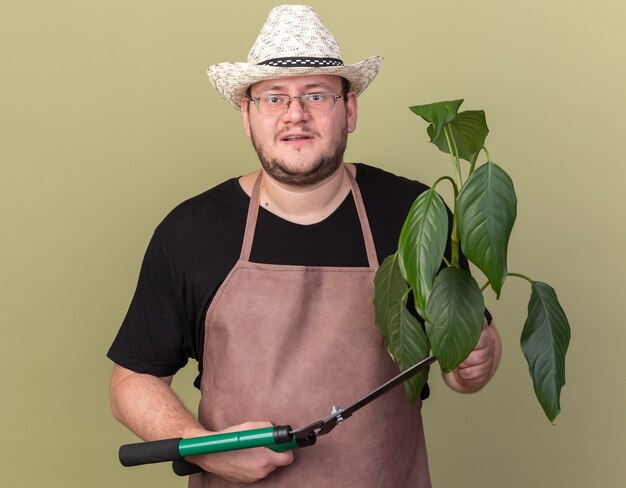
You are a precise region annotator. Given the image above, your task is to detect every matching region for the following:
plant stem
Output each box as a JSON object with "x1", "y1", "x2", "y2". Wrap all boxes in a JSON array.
[
  {"x1": 450, "y1": 191, "x2": 461, "y2": 268},
  {"x1": 469, "y1": 146, "x2": 491, "y2": 175},
  {"x1": 482, "y1": 273, "x2": 533, "y2": 293},
  {"x1": 402, "y1": 287, "x2": 412, "y2": 304},
  {"x1": 508, "y1": 272, "x2": 534, "y2": 285},
  {"x1": 431, "y1": 175, "x2": 460, "y2": 266},
  {"x1": 451, "y1": 209, "x2": 461, "y2": 266},
  {"x1": 442, "y1": 125, "x2": 463, "y2": 267},
  {"x1": 432, "y1": 175, "x2": 457, "y2": 192},
  {"x1": 443, "y1": 126, "x2": 463, "y2": 188}
]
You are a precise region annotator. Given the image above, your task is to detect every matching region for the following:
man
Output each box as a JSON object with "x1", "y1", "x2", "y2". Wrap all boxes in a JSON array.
[{"x1": 108, "y1": 5, "x2": 501, "y2": 487}]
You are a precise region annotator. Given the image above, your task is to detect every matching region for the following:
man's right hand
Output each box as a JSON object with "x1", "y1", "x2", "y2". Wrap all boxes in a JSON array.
[
  {"x1": 188, "y1": 421, "x2": 295, "y2": 483},
  {"x1": 110, "y1": 367, "x2": 293, "y2": 482}
]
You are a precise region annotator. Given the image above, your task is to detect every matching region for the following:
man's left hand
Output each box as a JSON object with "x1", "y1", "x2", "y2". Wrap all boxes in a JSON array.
[{"x1": 442, "y1": 319, "x2": 501, "y2": 393}]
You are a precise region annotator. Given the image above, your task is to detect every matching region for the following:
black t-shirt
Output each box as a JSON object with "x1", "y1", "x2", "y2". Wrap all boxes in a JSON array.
[{"x1": 107, "y1": 163, "x2": 466, "y2": 386}]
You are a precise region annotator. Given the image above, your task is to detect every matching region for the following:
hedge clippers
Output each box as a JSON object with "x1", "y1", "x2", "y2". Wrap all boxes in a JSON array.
[{"x1": 119, "y1": 355, "x2": 436, "y2": 476}]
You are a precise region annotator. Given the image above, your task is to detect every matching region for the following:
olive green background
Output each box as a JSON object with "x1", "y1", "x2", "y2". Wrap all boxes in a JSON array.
[{"x1": 2, "y1": 0, "x2": 625, "y2": 486}]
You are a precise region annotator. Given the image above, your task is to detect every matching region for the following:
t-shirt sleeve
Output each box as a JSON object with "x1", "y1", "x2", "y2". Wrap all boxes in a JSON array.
[{"x1": 107, "y1": 225, "x2": 189, "y2": 377}]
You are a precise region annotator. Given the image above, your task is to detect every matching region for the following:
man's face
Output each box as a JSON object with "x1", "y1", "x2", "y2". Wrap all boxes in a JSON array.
[{"x1": 241, "y1": 75, "x2": 358, "y2": 187}]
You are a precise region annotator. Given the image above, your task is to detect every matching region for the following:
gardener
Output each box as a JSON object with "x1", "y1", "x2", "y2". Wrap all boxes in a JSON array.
[{"x1": 107, "y1": 5, "x2": 501, "y2": 487}]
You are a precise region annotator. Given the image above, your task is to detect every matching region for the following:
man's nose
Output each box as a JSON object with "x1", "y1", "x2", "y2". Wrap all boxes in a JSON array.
[{"x1": 283, "y1": 97, "x2": 309, "y2": 121}]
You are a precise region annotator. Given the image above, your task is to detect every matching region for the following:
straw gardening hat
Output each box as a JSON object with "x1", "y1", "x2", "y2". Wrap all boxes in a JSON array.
[{"x1": 207, "y1": 4, "x2": 383, "y2": 109}]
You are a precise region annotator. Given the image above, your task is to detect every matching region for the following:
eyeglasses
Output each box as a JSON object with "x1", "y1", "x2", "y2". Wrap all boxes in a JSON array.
[{"x1": 247, "y1": 91, "x2": 346, "y2": 115}]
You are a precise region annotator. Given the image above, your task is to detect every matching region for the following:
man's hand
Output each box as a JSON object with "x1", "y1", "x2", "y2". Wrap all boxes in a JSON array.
[
  {"x1": 110, "y1": 366, "x2": 293, "y2": 483},
  {"x1": 442, "y1": 319, "x2": 501, "y2": 393},
  {"x1": 189, "y1": 421, "x2": 294, "y2": 483}
]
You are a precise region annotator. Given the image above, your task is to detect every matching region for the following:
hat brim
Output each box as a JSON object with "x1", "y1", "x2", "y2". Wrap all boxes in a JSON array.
[{"x1": 207, "y1": 55, "x2": 383, "y2": 110}]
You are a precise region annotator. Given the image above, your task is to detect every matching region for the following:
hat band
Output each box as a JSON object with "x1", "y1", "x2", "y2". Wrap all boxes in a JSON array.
[{"x1": 256, "y1": 57, "x2": 344, "y2": 67}]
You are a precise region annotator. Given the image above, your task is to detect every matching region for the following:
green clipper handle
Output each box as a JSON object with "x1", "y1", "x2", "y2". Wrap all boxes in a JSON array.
[
  {"x1": 119, "y1": 425, "x2": 307, "y2": 470},
  {"x1": 171, "y1": 429, "x2": 305, "y2": 477}
]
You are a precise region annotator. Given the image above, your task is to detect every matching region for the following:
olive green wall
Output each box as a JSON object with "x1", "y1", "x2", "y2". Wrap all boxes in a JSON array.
[{"x1": 2, "y1": 0, "x2": 624, "y2": 486}]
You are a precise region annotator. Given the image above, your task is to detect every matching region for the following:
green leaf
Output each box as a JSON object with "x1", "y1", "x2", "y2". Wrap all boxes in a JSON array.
[
  {"x1": 409, "y1": 99, "x2": 464, "y2": 141},
  {"x1": 374, "y1": 254, "x2": 431, "y2": 402},
  {"x1": 387, "y1": 302, "x2": 431, "y2": 403},
  {"x1": 374, "y1": 253, "x2": 408, "y2": 340},
  {"x1": 521, "y1": 281, "x2": 571, "y2": 423},
  {"x1": 425, "y1": 266, "x2": 485, "y2": 372},
  {"x1": 398, "y1": 189, "x2": 449, "y2": 317},
  {"x1": 428, "y1": 110, "x2": 489, "y2": 162},
  {"x1": 456, "y1": 162, "x2": 517, "y2": 297}
]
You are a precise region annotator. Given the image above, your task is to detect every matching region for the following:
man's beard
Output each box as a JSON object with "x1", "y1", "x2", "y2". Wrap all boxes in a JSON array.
[{"x1": 250, "y1": 126, "x2": 348, "y2": 187}]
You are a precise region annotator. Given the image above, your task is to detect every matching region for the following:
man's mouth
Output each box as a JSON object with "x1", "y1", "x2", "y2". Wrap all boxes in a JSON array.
[{"x1": 281, "y1": 134, "x2": 313, "y2": 141}]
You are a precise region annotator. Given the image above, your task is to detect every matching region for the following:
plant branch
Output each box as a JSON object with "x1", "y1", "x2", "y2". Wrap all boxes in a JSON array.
[
  {"x1": 450, "y1": 204, "x2": 460, "y2": 268},
  {"x1": 442, "y1": 126, "x2": 462, "y2": 268},
  {"x1": 430, "y1": 175, "x2": 460, "y2": 267},
  {"x1": 469, "y1": 146, "x2": 491, "y2": 175},
  {"x1": 443, "y1": 125, "x2": 463, "y2": 188},
  {"x1": 508, "y1": 272, "x2": 534, "y2": 285},
  {"x1": 402, "y1": 287, "x2": 412, "y2": 304},
  {"x1": 432, "y1": 176, "x2": 458, "y2": 193}
]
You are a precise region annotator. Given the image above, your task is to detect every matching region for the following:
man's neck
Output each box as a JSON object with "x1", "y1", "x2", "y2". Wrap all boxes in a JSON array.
[{"x1": 239, "y1": 163, "x2": 355, "y2": 225}]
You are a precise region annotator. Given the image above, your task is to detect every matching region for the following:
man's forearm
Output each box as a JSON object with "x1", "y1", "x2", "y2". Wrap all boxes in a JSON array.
[
  {"x1": 109, "y1": 364, "x2": 209, "y2": 441},
  {"x1": 109, "y1": 364, "x2": 295, "y2": 482}
]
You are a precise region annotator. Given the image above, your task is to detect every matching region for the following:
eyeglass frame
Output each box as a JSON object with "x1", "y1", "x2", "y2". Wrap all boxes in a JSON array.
[{"x1": 245, "y1": 89, "x2": 349, "y2": 115}]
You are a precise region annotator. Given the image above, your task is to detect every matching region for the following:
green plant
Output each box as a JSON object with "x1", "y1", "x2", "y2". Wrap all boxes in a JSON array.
[{"x1": 373, "y1": 99, "x2": 571, "y2": 422}]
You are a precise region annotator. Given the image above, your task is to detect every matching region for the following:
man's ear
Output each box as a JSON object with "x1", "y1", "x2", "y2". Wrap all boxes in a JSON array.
[
  {"x1": 241, "y1": 97, "x2": 252, "y2": 137},
  {"x1": 346, "y1": 91, "x2": 358, "y2": 133}
]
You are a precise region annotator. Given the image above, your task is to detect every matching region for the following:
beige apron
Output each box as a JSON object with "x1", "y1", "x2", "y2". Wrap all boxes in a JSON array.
[{"x1": 191, "y1": 167, "x2": 431, "y2": 487}]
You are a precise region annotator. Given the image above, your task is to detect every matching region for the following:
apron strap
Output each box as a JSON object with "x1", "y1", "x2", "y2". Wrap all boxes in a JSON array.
[
  {"x1": 240, "y1": 166, "x2": 379, "y2": 268},
  {"x1": 344, "y1": 166, "x2": 379, "y2": 268},
  {"x1": 240, "y1": 172, "x2": 263, "y2": 261}
]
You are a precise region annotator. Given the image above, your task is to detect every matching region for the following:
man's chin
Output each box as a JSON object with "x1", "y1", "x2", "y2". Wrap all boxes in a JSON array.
[
  {"x1": 261, "y1": 159, "x2": 342, "y2": 186},
  {"x1": 251, "y1": 128, "x2": 348, "y2": 187}
]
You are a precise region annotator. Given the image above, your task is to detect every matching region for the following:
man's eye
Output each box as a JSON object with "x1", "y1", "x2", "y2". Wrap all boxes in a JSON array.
[
  {"x1": 265, "y1": 96, "x2": 284, "y2": 105},
  {"x1": 307, "y1": 94, "x2": 325, "y2": 103}
]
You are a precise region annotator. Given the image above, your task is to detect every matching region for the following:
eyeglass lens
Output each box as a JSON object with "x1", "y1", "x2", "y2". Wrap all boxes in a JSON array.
[{"x1": 253, "y1": 93, "x2": 340, "y2": 114}]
